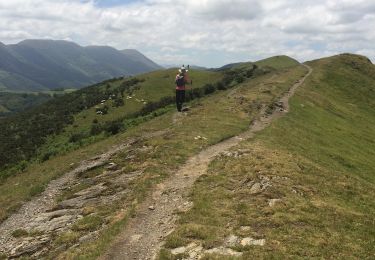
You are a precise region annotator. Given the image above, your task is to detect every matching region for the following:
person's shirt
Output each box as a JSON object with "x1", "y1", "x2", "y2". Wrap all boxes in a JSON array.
[{"x1": 175, "y1": 72, "x2": 190, "y2": 90}]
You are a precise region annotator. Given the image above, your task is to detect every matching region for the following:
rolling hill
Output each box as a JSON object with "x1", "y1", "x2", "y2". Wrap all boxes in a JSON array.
[
  {"x1": 0, "y1": 54, "x2": 373, "y2": 259},
  {"x1": 217, "y1": 55, "x2": 300, "y2": 71},
  {"x1": 0, "y1": 40, "x2": 162, "y2": 92},
  {"x1": 159, "y1": 53, "x2": 375, "y2": 259},
  {"x1": 0, "y1": 55, "x2": 301, "y2": 258}
]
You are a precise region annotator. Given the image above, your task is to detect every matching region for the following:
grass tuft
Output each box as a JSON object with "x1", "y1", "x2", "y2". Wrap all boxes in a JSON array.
[
  {"x1": 72, "y1": 215, "x2": 104, "y2": 232},
  {"x1": 11, "y1": 229, "x2": 28, "y2": 238}
]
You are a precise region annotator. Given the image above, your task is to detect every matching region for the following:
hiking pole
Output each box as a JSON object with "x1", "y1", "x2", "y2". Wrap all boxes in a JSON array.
[
  {"x1": 187, "y1": 65, "x2": 192, "y2": 85},
  {"x1": 187, "y1": 64, "x2": 194, "y2": 100}
]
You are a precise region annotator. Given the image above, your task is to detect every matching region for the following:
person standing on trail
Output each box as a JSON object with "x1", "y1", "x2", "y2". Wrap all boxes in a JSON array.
[{"x1": 175, "y1": 65, "x2": 192, "y2": 112}]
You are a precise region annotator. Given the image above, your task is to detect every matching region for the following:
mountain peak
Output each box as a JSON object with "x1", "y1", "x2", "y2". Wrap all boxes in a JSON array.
[
  {"x1": 122, "y1": 48, "x2": 141, "y2": 53},
  {"x1": 310, "y1": 53, "x2": 374, "y2": 70},
  {"x1": 121, "y1": 49, "x2": 148, "y2": 57},
  {"x1": 337, "y1": 53, "x2": 373, "y2": 65},
  {"x1": 0, "y1": 39, "x2": 162, "y2": 91},
  {"x1": 18, "y1": 39, "x2": 81, "y2": 48},
  {"x1": 85, "y1": 45, "x2": 116, "y2": 50},
  {"x1": 121, "y1": 49, "x2": 162, "y2": 70}
]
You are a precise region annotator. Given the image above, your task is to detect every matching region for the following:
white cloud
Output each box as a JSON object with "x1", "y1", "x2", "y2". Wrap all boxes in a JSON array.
[
  {"x1": 0, "y1": 0, "x2": 374, "y2": 66},
  {"x1": 186, "y1": 0, "x2": 262, "y2": 21}
]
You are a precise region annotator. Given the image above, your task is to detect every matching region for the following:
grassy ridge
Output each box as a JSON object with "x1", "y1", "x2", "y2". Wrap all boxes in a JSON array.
[
  {"x1": 267, "y1": 54, "x2": 375, "y2": 181},
  {"x1": 0, "y1": 56, "x2": 304, "y2": 258},
  {"x1": 220, "y1": 55, "x2": 300, "y2": 71},
  {"x1": 159, "y1": 54, "x2": 375, "y2": 258},
  {"x1": 255, "y1": 55, "x2": 300, "y2": 70},
  {"x1": 35, "y1": 69, "x2": 221, "y2": 164},
  {"x1": 0, "y1": 60, "x2": 262, "y2": 222},
  {"x1": 0, "y1": 68, "x2": 221, "y2": 178},
  {"x1": 56, "y1": 61, "x2": 304, "y2": 259},
  {"x1": 0, "y1": 68, "x2": 222, "y2": 222}
]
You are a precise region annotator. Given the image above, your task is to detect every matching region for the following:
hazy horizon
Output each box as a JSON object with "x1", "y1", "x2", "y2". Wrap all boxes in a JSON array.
[{"x1": 1, "y1": 0, "x2": 375, "y2": 67}]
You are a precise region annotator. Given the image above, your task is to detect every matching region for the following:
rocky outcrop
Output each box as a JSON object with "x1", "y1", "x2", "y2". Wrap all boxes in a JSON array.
[{"x1": 0, "y1": 135, "x2": 161, "y2": 259}]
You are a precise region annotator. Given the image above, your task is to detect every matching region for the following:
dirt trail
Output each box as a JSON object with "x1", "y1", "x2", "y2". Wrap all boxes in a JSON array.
[{"x1": 100, "y1": 64, "x2": 313, "y2": 260}]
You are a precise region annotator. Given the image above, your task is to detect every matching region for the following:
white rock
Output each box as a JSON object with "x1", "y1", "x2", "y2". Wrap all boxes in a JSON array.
[
  {"x1": 205, "y1": 247, "x2": 243, "y2": 257},
  {"x1": 186, "y1": 242, "x2": 199, "y2": 250},
  {"x1": 268, "y1": 199, "x2": 282, "y2": 207},
  {"x1": 250, "y1": 183, "x2": 262, "y2": 194},
  {"x1": 105, "y1": 163, "x2": 118, "y2": 170},
  {"x1": 240, "y1": 226, "x2": 251, "y2": 232},
  {"x1": 188, "y1": 245, "x2": 203, "y2": 258},
  {"x1": 241, "y1": 237, "x2": 266, "y2": 246},
  {"x1": 225, "y1": 235, "x2": 240, "y2": 247},
  {"x1": 171, "y1": 246, "x2": 187, "y2": 255},
  {"x1": 252, "y1": 239, "x2": 266, "y2": 246}
]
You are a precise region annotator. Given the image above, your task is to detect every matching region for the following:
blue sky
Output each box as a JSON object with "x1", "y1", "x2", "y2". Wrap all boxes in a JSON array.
[
  {"x1": 1, "y1": 0, "x2": 375, "y2": 67},
  {"x1": 93, "y1": 0, "x2": 140, "y2": 7}
]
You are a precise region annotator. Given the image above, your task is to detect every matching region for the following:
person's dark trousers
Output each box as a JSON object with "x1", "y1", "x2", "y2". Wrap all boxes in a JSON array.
[{"x1": 176, "y1": 89, "x2": 185, "y2": 112}]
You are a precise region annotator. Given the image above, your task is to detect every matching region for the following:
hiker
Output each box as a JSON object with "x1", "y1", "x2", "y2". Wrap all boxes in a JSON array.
[{"x1": 175, "y1": 65, "x2": 192, "y2": 112}]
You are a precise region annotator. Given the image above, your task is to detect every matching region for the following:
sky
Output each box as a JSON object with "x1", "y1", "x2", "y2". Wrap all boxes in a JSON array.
[{"x1": 0, "y1": 0, "x2": 375, "y2": 67}]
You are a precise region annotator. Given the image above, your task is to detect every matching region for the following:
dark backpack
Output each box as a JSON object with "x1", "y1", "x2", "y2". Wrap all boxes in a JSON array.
[{"x1": 176, "y1": 75, "x2": 185, "y2": 87}]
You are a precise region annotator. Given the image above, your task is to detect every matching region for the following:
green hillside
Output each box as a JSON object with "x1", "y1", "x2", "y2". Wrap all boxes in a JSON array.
[
  {"x1": 0, "y1": 67, "x2": 224, "y2": 174},
  {"x1": 0, "y1": 56, "x2": 303, "y2": 258},
  {"x1": 0, "y1": 92, "x2": 52, "y2": 117},
  {"x1": 1, "y1": 54, "x2": 373, "y2": 259},
  {"x1": 0, "y1": 57, "x2": 274, "y2": 219},
  {"x1": 0, "y1": 40, "x2": 162, "y2": 91},
  {"x1": 159, "y1": 54, "x2": 375, "y2": 258},
  {"x1": 220, "y1": 55, "x2": 300, "y2": 71},
  {"x1": 255, "y1": 55, "x2": 300, "y2": 70},
  {"x1": 0, "y1": 69, "x2": 46, "y2": 92},
  {"x1": 32, "y1": 68, "x2": 223, "y2": 166}
]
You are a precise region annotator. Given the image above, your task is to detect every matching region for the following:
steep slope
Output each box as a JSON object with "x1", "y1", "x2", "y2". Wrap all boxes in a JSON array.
[
  {"x1": 0, "y1": 67, "x2": 220, "y2": 174},
  {"x1": 0, "y1": 92, "x2": 52, "y2": 117},
  {"x1": 0, "y1": 56, "x2": 303, "y2": 258},
  {"x1": 0, "y1": 69, "x2": 46, "y2": 92},
  {"x1": 0, "y1": 42, "x2": 46, "y2": 91},
  {"x1": 0, "y1": 40, "x2": 161, "y2": 91},
  {"x1": 121, "y1": 49, "x2": 163, "y2": 71},
  {"x1": 158, "y1": 54, "x2": 375, "y2": 259}
]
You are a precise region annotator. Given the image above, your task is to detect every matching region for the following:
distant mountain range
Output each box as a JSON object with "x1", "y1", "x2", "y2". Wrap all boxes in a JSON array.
[{"x1": 0, "y1": 39, "x2": 162, "y2": 92}]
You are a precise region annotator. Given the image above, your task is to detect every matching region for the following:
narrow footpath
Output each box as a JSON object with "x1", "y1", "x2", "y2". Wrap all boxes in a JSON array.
[{"x1": 100, "y1": 64, "x2": 313, "y2": 260}]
